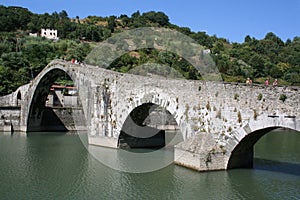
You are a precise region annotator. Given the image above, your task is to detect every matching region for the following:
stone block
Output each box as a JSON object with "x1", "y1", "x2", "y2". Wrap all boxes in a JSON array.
[{"x1": 89, "y1": 136, "x2": 118, "y2": 148}]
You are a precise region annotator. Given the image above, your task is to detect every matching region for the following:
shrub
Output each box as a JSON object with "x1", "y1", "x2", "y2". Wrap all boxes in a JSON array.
[
  {"x1": 234, "y1": 93, "x2": 239, "y2": 100},
  {"x1": 227, "y1": 126, "x2": 232, "y2": 132},
  {"x1": 213, "y1": 106, "x2": 217, "y2": 111},
  {"x1": 206, "y1": 101, "x2": 211, "y2": 110},
  {"x1": 253, "y1": 109, "x2": 258, "y2": 120},
  {"x1": 257, "y1": 93, "x2": 263, "y2": 101},
  {"x1": 279, "y1": 94, "x2": 287, "y2": 102},
  {"x1": 237, "y1": 111, "x2": 242, "y2": 123},
  {"x1": 216, "y1": 110, "x2": 222, "y2": 119}
]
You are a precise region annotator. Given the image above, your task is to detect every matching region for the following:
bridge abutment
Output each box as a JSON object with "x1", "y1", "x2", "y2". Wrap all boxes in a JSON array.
[
  {"x1": 174, "y1": 133, "x2": 228, "y2": 171},
  {"x1": 88, "y1": 136, "x2": 119, "y2": 148}
]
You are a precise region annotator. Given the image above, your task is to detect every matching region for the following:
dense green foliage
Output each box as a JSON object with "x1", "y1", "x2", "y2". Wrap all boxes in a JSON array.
[
  {"x1": 0, "y1": 5, "x2": 299, "y2": 95},
  {"x1": 0, "y1": 34, "x2": 92, "y2": 94}
]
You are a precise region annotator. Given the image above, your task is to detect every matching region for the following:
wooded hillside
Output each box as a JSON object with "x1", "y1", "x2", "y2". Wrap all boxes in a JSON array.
[{"x1": 0, "y1": 5, "x2": 299, "y2": 95}]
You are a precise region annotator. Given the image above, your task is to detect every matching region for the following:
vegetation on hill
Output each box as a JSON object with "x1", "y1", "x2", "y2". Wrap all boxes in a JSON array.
[{"x1": 0, "y1": 5, "x2": 299, "y2": 95}]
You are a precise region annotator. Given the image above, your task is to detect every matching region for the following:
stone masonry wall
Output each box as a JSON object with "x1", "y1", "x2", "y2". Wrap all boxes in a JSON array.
[
  {"x1": 0, "y1": 107, "x2": 21, "y2": 131},
  {"x1": 174, "y1": 83, "x2": 300, "y2": 171}
]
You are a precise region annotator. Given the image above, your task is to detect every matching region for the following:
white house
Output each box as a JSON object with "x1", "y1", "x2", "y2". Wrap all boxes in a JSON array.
[
  {"x1": 203, "y1": 49, "x2": 211, "y2": 55},
  {"x1": 41, "y1": 29, "x2": 59, "y2": 40},
  {"x1": 29, "y1": 33, "x2": 38, "y2": 37}
]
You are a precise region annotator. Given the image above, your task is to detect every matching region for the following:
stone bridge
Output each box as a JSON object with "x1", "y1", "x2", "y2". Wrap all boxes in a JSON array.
[{"x1": 1, "y1": 59, "x2": 300, "y2": 172}]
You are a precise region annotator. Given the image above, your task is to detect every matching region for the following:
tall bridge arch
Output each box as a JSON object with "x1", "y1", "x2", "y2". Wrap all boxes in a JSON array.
[
  {"x1": 27, "y1": 68, "x2": 73, "y2": 131},
  {"x1": 21, "y1": 61, "x2": 88, "y2": 132}
]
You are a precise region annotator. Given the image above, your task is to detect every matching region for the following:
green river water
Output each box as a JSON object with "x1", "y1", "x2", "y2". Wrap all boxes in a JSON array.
[{"x1": 0, "y1": 129, "x2": 299, "y2": 200}]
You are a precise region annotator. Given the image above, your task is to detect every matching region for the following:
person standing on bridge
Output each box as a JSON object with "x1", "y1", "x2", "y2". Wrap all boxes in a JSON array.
[
  {"x1": 273, "y1": 79, "x2": 278, "y2": 87},
  {"x1": 265, "y1": 78, "x2": 269, "y2": 87},
  {"x1": 246, "y1": 77, "x2": 252, "y2": 85}
]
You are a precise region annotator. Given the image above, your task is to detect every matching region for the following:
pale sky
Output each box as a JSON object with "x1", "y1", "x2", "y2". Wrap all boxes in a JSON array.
[{"x1": 1, "y1": 0, "x2": 300, "y2": 43}]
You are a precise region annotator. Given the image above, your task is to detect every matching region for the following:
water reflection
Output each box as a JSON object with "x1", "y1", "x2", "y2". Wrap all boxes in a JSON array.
[
  {"x1": 0, "y1": 129, "x2": 299, "y2": 200},
  {"x1": 85, "y1": 130, "x2": 182, "y2": 173},
  {"x1": 25, "y1": 134, "x2": 90, "y2": 199},
  {"x1": 88, "y1": 145, "x2": 175, "y2": 173}
]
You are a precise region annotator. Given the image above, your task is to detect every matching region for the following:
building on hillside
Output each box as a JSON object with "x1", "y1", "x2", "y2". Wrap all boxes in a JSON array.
[
  {"x1": 41, "y1": 29, "x2": 59, "y2": 40},
  {"x1": 203, "y1": 49, "x2": 211, "y2": 55},
  {"x1": 29, "y1": 33, "x2": 38, "y2": 37}
]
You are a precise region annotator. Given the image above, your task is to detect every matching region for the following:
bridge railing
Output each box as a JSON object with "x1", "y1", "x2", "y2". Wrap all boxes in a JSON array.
[{"x1": 223, "y1": 81, "x2": 299, "y2": 91}]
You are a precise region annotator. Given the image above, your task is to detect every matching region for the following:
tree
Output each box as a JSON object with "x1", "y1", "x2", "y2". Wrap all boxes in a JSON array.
[
  {"x1": 285, "y1": 39, "x2": 292, "y2": 46},
  {"x1": 178, "y1": 27, "x2": 192, "y2": 35},
  {"x1": 191, "y1": 31, "x2": 213, "y2": 48},
  {"x1": 0, "y1": 6, "x2": 32, "y2": 31},
  {"x1": 59, "y1": 10, "x2": 68, "y2": 19},
  {"x1": 244, "y1": 35, "x2": 252, "y2": 43},
  {"x1": 131, "y1": 11, "x2": 141, "y2": 19},
  {"x1": 0, "y1": 52, "x2": 31, "y2": 94},
  {"x1": 214, "y1": 54, "x2": 230, "y2": 74},
  {"x1": 212, "y1": 41, "x2": 225, "y2": 54},
  {"x1": 152, "y1": 11, "x2": 169, "y2": 26},
  {"x1": 249, "y1": 54, "x2": 266, "y2": 77},
  {"x1": 264, "y1": 32, "x2": 284, "y2": 46},
  {"x1": 158, "y1": 51, "x2": 175, "y2": 66},
  {"x1": 285, "y1": 72, "x2": 300, "y2": 85},
  {"x1": 120, "y1": 14, "x2": 130, "y2": 26},
  {"x1": 270, "y1": 65, "x2": 283, "y2": 78},
  {"x1": 107, "y1": 16, "x2": 116, "y2": 32},
  {"x1": 66, "y1": 43, "x2": 91, "y2": 62}
]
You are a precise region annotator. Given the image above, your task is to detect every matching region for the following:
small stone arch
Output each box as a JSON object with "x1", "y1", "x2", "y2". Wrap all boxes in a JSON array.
[
  {"x1": 118, "y1": 102, "x2": 182, "y2": 148},
  {"x1": 16, "y1": 91, "x2": 21, "y2": 106},
  {"x1": 226, "y1": 125, "x2": 300, "y2": 169}
]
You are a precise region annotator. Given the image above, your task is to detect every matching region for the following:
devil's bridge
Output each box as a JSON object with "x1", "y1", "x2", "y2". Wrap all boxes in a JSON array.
[{"x1": 1, "y1": 59, "x2": 299, "y2": 172}]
